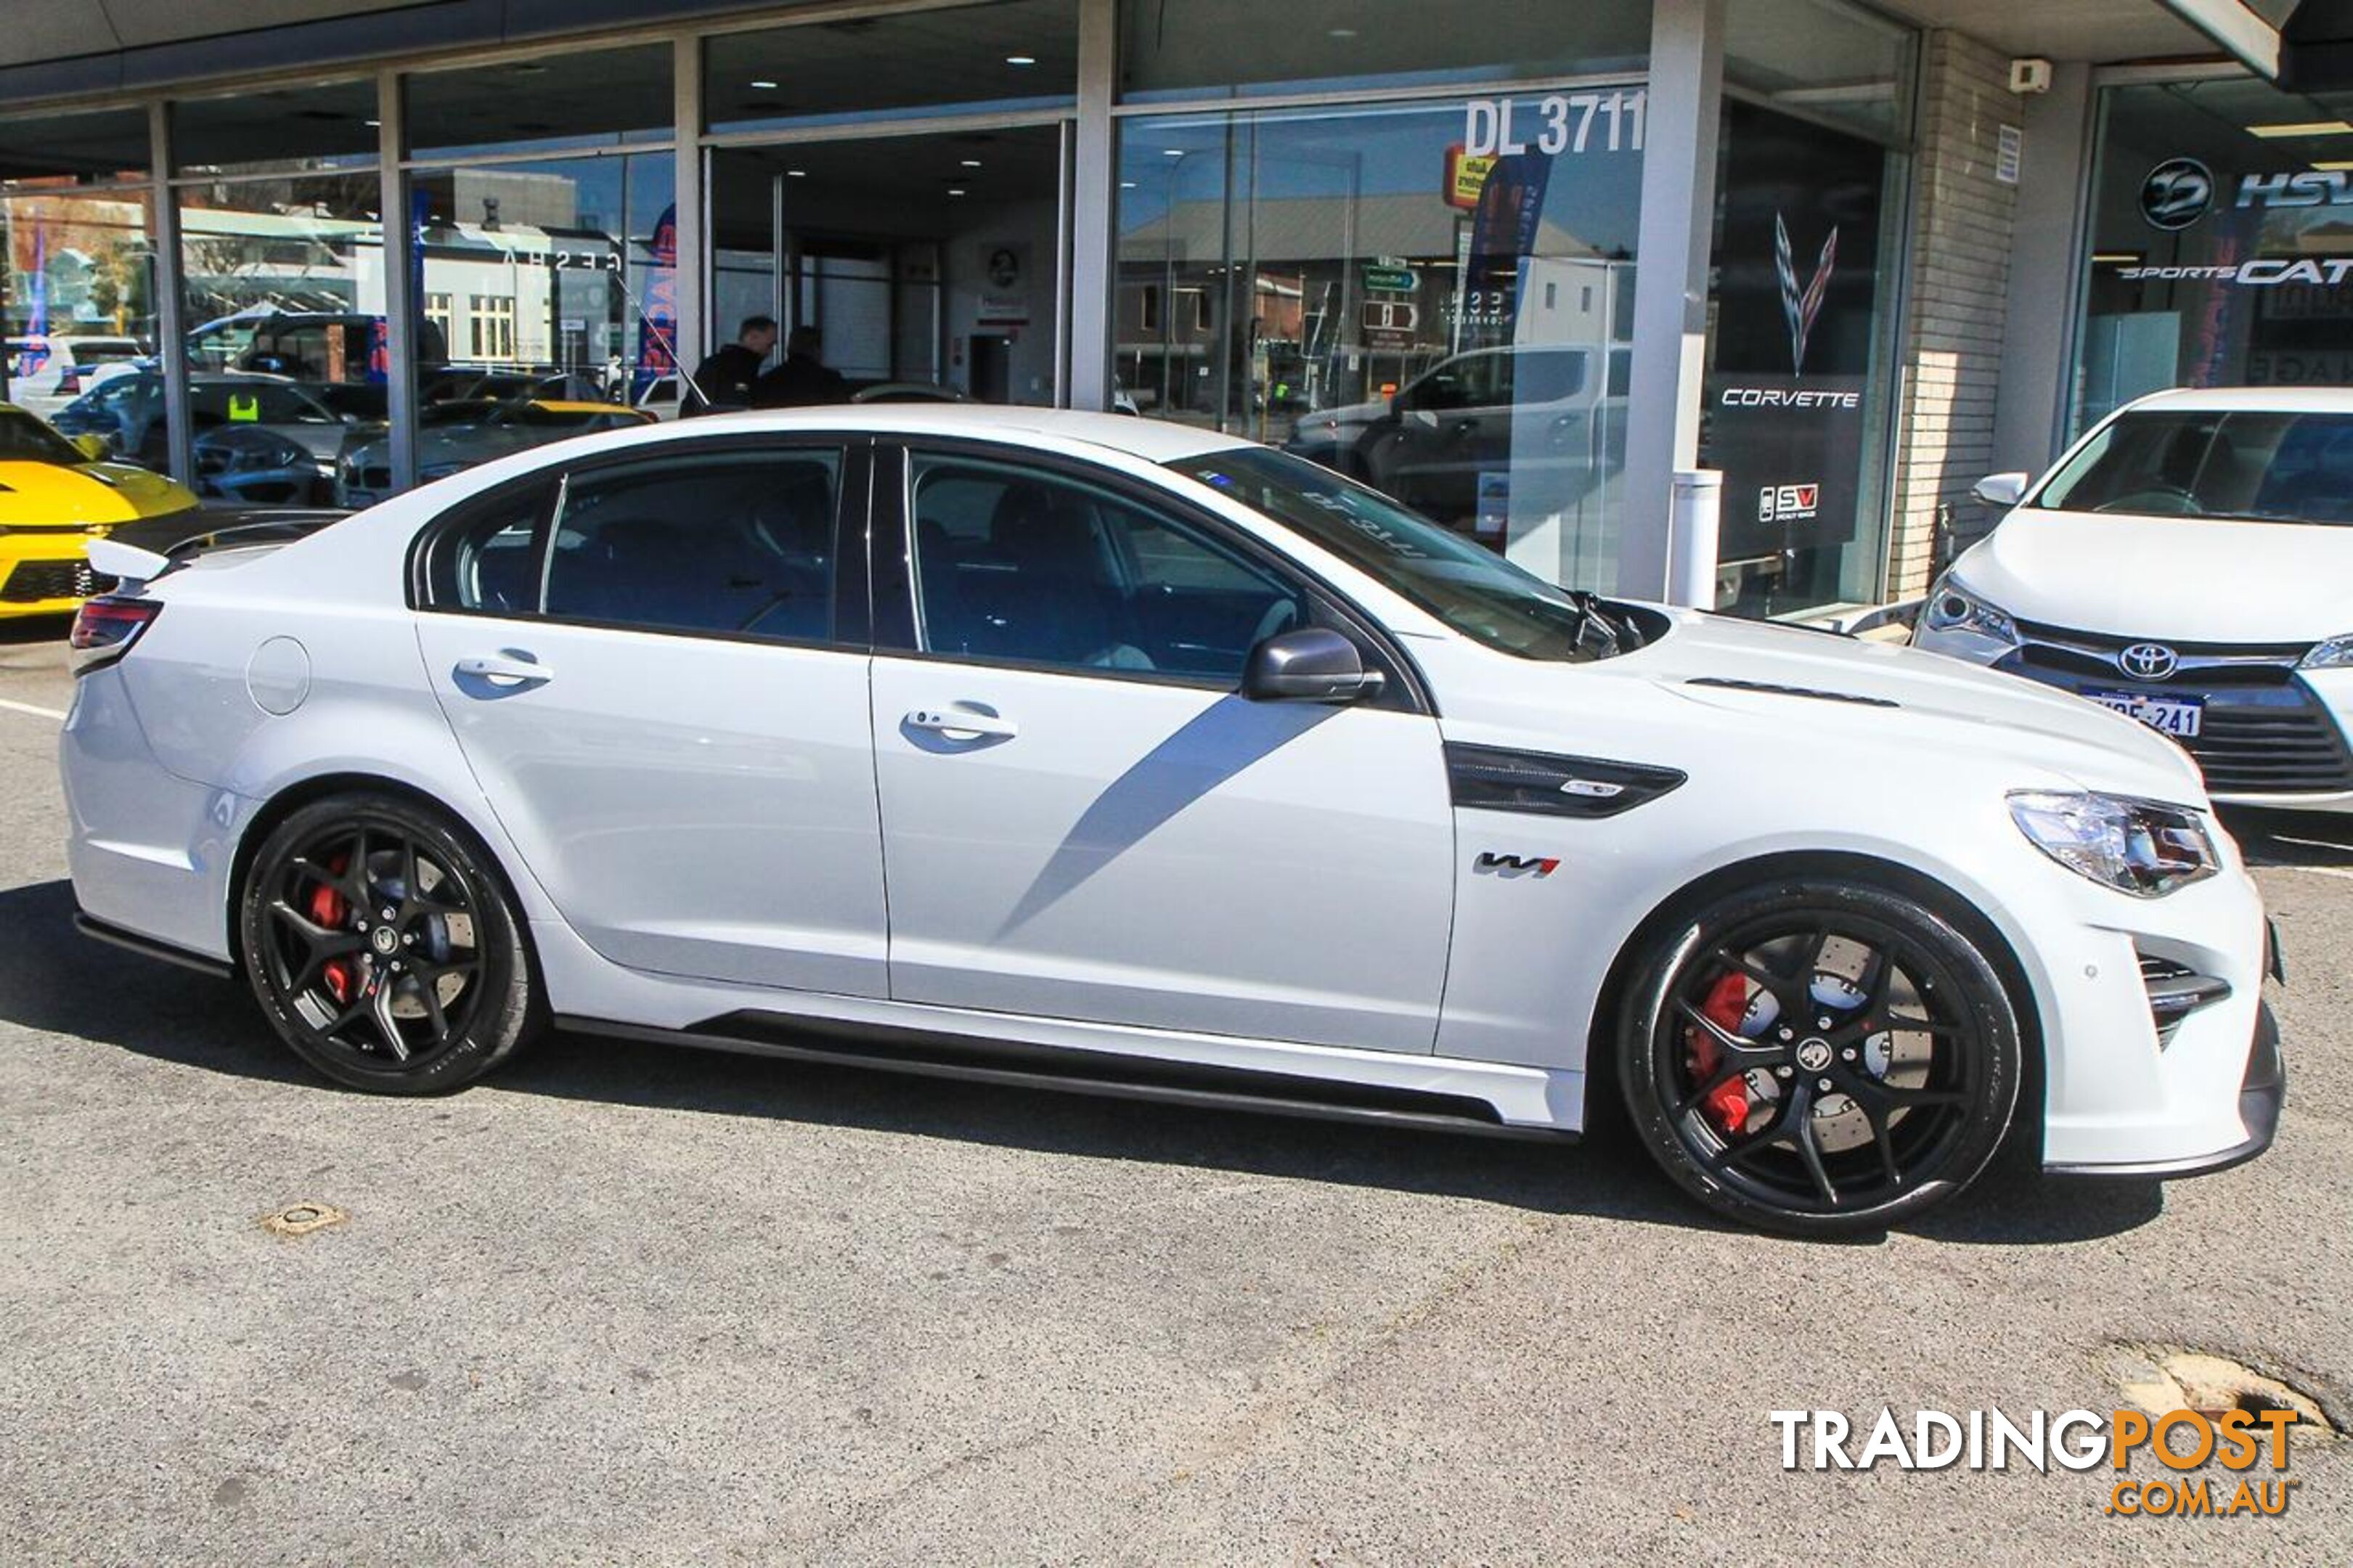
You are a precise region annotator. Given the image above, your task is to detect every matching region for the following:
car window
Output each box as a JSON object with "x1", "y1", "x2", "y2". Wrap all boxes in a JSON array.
[
  {"x1": 429, "y1": 485, "x2": 552, "y2": 615},
  {"x1": 1514, "y1": 349, "x2": 1587, "y2": 404},
  {"x1": 0, "y1": 409, "x2": 86, "y2": 465},
  {"x1": 543, "y1": 449, "x2": 842, "y2": 640},
  {"x1": 910, "y1": 453, "x2": 1305, "y2": 679}
]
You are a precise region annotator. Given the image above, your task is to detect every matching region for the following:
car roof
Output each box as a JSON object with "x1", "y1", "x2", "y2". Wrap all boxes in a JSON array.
[
  {"x1": 2125, "y1": 386, "x2": 2353, "y2": 414},
  {"x1": 665, "y1": 404, "x2": 1251, "y2": 461}
]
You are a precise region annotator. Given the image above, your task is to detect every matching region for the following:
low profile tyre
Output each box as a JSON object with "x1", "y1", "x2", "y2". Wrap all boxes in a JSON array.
[
  {"x1": 238, "y1": 792, "x2": 541, "y2": 1094},
  {"x1": 1617, "y1": 877, "x2": 2022, "y2": 1236}
]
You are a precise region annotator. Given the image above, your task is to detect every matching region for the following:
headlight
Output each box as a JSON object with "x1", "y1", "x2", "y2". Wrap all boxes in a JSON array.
[
  {"x1": 2007, "y1": 791, "x2": 2220, "y2": 898},
  {"x1": 2300, "y1": 632, "x2": 2353, "y2": 670},
  {"x1": 1920, "y1": 573, "x2": 2019, "y2": 646}
]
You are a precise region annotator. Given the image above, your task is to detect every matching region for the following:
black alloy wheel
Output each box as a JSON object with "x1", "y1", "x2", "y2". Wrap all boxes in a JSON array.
[
  {"x1": 240, "y1": 793, "x2": 539, "y2": 1093},
  {"x1": 1618, "y1": 878, "x2": 2022, "y2": 1235}
]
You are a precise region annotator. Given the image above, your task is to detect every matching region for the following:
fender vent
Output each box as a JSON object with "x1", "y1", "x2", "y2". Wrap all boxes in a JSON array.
[
  {"x1": 1445, "y1": 743, "x2": 1686, "y2": 819},
  {"x1": 1685, "y1": 677, "x2": 1899, "y2": 709}
]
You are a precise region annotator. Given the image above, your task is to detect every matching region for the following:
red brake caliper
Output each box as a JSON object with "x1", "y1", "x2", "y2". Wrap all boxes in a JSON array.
[
  {"x1": 309, "y1": 854, "x2": 354, "y2": 1005},
  {"x1": 1687, "y1": 970, "x2": 1755, "y2": 1135}
]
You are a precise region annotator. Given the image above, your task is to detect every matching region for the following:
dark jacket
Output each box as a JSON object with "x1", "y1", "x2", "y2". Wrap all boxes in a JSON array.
[
  {"x1": 684, "y1": 343, "x2": 767, "y2": 415},
  {"x1": 752, "y1": 353, "x2": 850, "y2": 409}
]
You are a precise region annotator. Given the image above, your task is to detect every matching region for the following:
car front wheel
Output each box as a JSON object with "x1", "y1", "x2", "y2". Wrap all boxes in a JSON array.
[
  {"x1": 238, "y1": 792, "x2": 541, "y2": 1093},
  {"x1": 1618, "y1": 877, "x2": 2023, "y2": 1236}
]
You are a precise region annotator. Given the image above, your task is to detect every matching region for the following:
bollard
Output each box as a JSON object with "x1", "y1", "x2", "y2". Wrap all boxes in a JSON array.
[{"x1": 1667, "y1": 469, "x2": 1723, "y2": 610}]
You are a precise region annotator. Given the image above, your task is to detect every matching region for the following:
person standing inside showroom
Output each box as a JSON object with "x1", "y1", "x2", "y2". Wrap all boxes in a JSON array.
[
  {"x1": 683, "y1": 314, "x2": 779, "y2": 416},
  {"x1": 754, "y1": 325, "x2": 849, "y2": 407}
]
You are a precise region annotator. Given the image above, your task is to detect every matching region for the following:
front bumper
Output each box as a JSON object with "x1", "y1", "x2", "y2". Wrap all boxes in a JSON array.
[
  {"x1": 2046, "y1": 1001, "x2": 2283, "y2": 1177},
  {"x1": 1913, "y1": 621, "x2": 2353, "y2": 808},
  {"x1": 0, "y1": 537, "x2": 116, "y2": 617}
]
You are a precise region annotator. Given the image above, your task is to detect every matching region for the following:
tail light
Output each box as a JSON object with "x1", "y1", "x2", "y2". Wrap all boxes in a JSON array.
[{"x1": 69, "y1": 596, "x2": 161, "y2": 674}]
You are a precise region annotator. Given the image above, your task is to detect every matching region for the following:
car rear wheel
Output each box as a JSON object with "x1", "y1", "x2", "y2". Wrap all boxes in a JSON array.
[
  {"x1": 238, "y1": 792, "x2": 540, "y2": 1093},
  {"x1": 1617, "y1": 878, "x2": 2022, "y2": 1236}
]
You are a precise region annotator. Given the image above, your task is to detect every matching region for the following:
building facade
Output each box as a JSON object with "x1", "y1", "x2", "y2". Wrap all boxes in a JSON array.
[{"x1": 0, "y1": 0, "x2": 2328, "y2": 619}]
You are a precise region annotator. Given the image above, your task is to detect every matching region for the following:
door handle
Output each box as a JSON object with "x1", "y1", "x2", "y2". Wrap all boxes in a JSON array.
[
  {"x1": 454, "y1": 653, "x2": 554, "y2": 687},
  {"x1": 905, "y1": 705, "x2": 1018, "y2": 740}
]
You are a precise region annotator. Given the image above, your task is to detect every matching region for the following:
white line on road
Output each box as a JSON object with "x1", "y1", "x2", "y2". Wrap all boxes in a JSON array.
[
  {"x1": 2256, "y1": 862, "x2": 2353, "y2": 881},
  {"x1": 0, "y1": 696, "x2": 65, "y2": 722}
]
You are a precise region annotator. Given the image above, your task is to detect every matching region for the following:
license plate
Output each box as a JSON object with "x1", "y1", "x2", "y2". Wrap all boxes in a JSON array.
[{"x1": 2088, "y1": 689, "x2": 2203, "y2": 738}]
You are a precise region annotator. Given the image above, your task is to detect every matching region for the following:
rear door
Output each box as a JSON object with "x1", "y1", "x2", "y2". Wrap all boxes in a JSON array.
[{"x1": 412, "y1": 436, "x2": 888, "y2": 995}]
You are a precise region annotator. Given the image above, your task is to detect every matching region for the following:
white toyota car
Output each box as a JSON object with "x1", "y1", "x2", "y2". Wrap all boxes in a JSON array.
[
  {"x1": 1914, "y1": 387, "x2": 2353, "y2": 812},
  {"x1": 62, "y1": 407, "x2": 2280, "y2": 1234}
]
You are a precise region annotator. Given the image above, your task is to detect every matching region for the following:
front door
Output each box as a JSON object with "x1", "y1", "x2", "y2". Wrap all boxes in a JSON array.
[
  {"x1": 413, "y1": 439, "x2": 887, "y2": 995},
  {"x1": 868, "y1": 445, "x2": 1456, "y2": 1053}
]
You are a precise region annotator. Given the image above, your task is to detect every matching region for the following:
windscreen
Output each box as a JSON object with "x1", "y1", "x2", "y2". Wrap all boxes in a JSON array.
[
  {"x1": 2034, "y1": 408, "x2": 2353, "y2": 523},
  {"x1": 1168, "y1": 446, "x2": 1626, "y2": 661}
]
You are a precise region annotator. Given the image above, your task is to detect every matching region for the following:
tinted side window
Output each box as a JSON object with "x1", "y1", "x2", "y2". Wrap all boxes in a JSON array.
[
  {"x1": 1514, "y1": 350, "x2": 1586, "y2": 404},
  {"x1": 427, "y1": 484, "x2": 552, "y2": 614},
  {"x1": 544, "y1": 449, "x2": 841, "y2": 640},
  {"x1": 910, "y1": 454, "x2": 1304, "y2": 680}
]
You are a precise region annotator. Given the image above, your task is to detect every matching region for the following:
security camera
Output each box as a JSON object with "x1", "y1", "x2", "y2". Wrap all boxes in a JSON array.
[{"x1": 2009, "y1": 57, "x2": 2053, "y2": 95}]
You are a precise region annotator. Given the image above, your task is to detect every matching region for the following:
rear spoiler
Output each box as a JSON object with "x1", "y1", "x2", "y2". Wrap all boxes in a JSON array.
[
  {"x1": 93, "y1": 507, "x2": 350, "y2": 588},
  {"x1": 107, "y1": 507, "x2": 348, "y2": 558},
  {"x1": 86, "y1": 538, "x2": 174, "y2": 592}
]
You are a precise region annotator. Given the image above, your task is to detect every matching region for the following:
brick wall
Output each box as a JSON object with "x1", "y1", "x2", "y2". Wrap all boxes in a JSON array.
[{"x1": 1885, "y1": 31, "x2": 2021, "y2": 604}]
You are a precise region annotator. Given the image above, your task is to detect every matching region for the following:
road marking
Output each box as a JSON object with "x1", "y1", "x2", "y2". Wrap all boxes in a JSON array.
[
  {"x1": 0, "y1": 695, "x2": 65, "y2": 722},
  {"x1": 2256, "y1": 862, "x2": 2353, "y2": 881}
]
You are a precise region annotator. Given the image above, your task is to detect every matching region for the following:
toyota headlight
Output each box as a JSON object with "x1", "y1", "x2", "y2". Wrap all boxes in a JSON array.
[
  {"x1": 2300, "y1": 632, "x2": 2353, "y2": 670},
  {"x1": 1919, "y1": 573, "x2": 2019, "y2": 647},
  {"x1": 2007, "y1": 791, "x2": 2220, "y2": 898}
]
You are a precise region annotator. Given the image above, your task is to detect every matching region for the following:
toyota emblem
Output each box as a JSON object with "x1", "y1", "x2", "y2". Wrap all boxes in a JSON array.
[{"x1": 2117, "y1": 642, "x2": 2179, "y2": 682}]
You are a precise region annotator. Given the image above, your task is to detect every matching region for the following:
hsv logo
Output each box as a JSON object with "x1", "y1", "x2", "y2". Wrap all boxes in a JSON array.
[
  {"x1": 2117, "y1": 642, "x2": 2179, "y2": 682},
  {"x1": 2140, "y1": 157, "x2": 2214, "y2": 230},
  {"x1": 1774, "y1": 213, "x2": 1838, "y2": 375},
  {"x1": 1759, "y1": 483, "x2": 1821, "y2": 524},
  {"x1": 1475, "y1": 852, "x2": 1560, "y2": 878}
]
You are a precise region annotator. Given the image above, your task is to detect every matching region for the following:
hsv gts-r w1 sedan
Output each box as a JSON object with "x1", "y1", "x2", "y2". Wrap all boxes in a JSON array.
[{"x1": 63, "y1": 408, "x2": 2280, "y2": 1233}]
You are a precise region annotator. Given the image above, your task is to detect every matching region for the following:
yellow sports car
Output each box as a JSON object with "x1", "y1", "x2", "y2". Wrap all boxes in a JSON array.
[{"x1": 0, "y1": 401, "x2": 200, "y2": 617}]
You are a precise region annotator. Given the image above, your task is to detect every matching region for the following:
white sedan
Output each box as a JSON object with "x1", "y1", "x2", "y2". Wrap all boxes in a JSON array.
[
  {"x1": 62, "y1": 407, "x2": 2280, "y2": 1234},
  {"x1": 1914, "y1": 387, "x2": 2353, "y2": 812}
]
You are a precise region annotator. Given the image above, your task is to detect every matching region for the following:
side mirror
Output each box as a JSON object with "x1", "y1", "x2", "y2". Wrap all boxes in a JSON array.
[
  {"x1": 1973, "y1": 471, "x2": 2029, "y2": 507},
  {"x1": 70, "y1": 433, "x2": 110, "y2": 462},
  {"x1": 1243, "y1": 626, "x2": 1385, "y2": 703}
]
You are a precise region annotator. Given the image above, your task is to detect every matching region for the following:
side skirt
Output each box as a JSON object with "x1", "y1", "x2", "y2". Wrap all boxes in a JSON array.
[{"x1": 555, "y1": 1010, "x2": 1578, "y2": 1143}]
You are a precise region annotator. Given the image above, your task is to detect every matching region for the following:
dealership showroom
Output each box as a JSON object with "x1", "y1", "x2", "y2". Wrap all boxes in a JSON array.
[{"x1": 5, "y1": 0, "x2": 2353, "y2": 1563}]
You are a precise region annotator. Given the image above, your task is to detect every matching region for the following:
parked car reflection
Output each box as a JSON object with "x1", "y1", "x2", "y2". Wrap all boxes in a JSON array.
[{"x1": 336, "y1": 397, "x2": 656, "y2": 507}]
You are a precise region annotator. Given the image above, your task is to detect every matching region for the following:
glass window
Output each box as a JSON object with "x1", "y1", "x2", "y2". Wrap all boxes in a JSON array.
[
  {"x1": 1725, "y1": 0, "x2": 1917, "y2": 144},
  {"x1": 1169, "y1": 446, "x2": 1624, "y2": 662},
  {"x1": 404, "y1": 148, "x2": 677, "y2": 489},
  {"x1": 545, "y1": 449, "x2": 842, "y2": 640},
  {"x1": 704, "y1": 0, "x2": 1077, "y2": 135},
  {"x1": 426, "y1": 483, "x2": 553, "y2": 614},
  {"x1": 2034, "y1": 409, "x2": 2353, "y2": 524},
  {"x1": 2073, "y1": 78, "x2": 2353, "y2": 434},
  {"x1": 173, "y1": 79, "x2": 380, "y2": 176},
  {"x1": 1117, "y1": 95, "x2": 1642, "y2": 592},
  {"x1": 175, "y1": 173, "x2": 384, "y2": 498},
  {"x1": 2, "y1": 187, "x2": 157, "y2": 428},
  {"x1": 0, "y1": 107, "x2": 152, "y2": 185},
  {"x1": 404, "y1": 46, "x2": 673, "y2": 162},
  {"x1": 1118, "y1": 0, "x2": 1649, "y2": 103},
  {"x1": 911, "y1": 453, "x2": 1303, "y2": 678}
]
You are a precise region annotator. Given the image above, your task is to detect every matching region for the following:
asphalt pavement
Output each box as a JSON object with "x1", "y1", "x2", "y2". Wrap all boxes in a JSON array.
[{"x1": 0, "y1": 615, "x2": 2346, "y2": 1566}]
